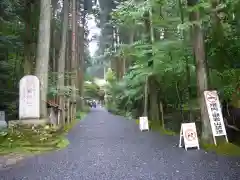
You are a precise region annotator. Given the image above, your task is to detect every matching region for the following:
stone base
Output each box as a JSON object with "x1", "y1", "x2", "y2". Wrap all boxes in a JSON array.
[{"x1": 8, "y1": 118, "x2": 49, "y2": 127}]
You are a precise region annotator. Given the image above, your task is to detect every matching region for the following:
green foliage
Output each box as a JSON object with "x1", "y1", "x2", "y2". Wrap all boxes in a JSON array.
[
  {"x1": 105, "y1": 0, "x2": 197, "y2": 118},
  {"x1": 0, "y1": 0, "x2": 26, "y2": 118},
  {"x1": 84, "y1": 81, "x2": 103, "y2": 100},
  {"x1": 0, "y1": 0, "x2": 92, "y2": 119},
  {"x1": 104, "y1": 0, "x2": 240, "y2": 109},
  {"x1": 99, "y1": 0, "x2": 240, "y2": 149},
  {"x1": 105, "y1": 68, "x2": 116, "y2": 83}
]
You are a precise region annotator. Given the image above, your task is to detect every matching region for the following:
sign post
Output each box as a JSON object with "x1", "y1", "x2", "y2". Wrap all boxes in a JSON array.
[
  {"x1": 179, "y1": 122, "x2": 200, "y2": 150},
  {"x1": 139, "y1": 116, "x2": 149, "y2": 131},
  {"x1": 204, "y1": 90, "x2": 228, "y2": 145}
]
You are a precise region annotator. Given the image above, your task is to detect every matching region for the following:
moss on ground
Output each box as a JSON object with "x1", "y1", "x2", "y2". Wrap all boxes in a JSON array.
[
  {"x1": 0, "y1": 124, "x2": 69, "y2": 155},
  {"x1": 64, "y1": 111, "x2": 88, "y2": 132},
  {"x1": 201, "y1": 142, "x2": 240, "y2": 156},
  {"x1": 75, "y1": 111, "x2": 88, "y2": 121},
  {"x1": 150, "y1": 121, "x2": 176, "y2": 135},
  {"x1": 136, "y1": 119, "x2": 139, "y2": 124},
  {"x1": 135, "y1": 119, "x2": 176, "y2": 135},
  {"x1": 0, "y1": 111, "x2": 88, "y2": 156}
]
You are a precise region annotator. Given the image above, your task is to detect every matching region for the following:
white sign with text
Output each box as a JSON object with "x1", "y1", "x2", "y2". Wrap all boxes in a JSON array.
[
  {"x1": 139, "y1": 116, "x2": 149, "y2": 131},
  {"x1": 204, "y1": 90, "x2": 228, "y2": 144},
  {"x1": 19, "y1": 75, "x2": 40, "y2": 119},
  {"x1": 179, "y1": 122, "x2": 200, "y2": 150}
]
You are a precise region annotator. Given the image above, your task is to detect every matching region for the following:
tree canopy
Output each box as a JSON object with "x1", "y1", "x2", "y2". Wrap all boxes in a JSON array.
[{"x1": 93, "y1": 0, "x2": 240, "y2": 143}]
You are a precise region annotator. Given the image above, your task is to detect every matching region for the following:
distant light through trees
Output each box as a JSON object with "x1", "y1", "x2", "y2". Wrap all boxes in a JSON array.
[{"x1": 87, "y1": 14, "x2": 100, "y2": 57}]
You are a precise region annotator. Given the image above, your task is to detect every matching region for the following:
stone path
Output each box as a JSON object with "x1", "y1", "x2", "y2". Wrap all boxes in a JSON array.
[
  {"x1": 0, "y1": 153, "x2": 27, "y2": 170},
  {"x1": 0, "y1": 107, "x2": 240, "y2": 180}
]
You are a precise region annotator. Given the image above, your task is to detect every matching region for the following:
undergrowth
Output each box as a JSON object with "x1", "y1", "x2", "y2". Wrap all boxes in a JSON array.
[
  {"x1": 135, "y1": 119, "x2": 176, "y2": 135},
  {"x1": 0, "y1": 111, "x2": 88, "y2": 155},
  {"x1": 0, "y1": 124, "x2": 69, "y2": 155},
  {"x1": 201, "y1": 142, "x2": 240, "y2": 157}
]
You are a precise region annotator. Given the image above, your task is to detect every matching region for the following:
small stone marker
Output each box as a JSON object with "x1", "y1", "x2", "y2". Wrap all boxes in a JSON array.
[
  {"x1": 179, "y1": 122, "x2": 200, "y2": 150},
  {"x1": 49, "y1": 108, "x2": 57, "y2": 126},
  {"x1": 19, "y1": 75, "x2": 40, "y2": 119},
  {"x1": 0, "y1": 111, "x2": 7, "y2": 129},
  {"x1": 204, "y1": 90, "x2": 228, "y2": 145},
  {"x1": 0, "y1": 111, "x2": 5, "y2": 121},
  {"x1": 139, "y1": 116, "x2": 149, "y2": 131}
]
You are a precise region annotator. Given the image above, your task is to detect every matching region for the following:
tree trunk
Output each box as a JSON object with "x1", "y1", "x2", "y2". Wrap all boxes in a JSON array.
[
  {"x1": 77, "y1": 0, "x2": 84, "y2": 110},
  {"x1": 66, "y1": 29, "x2": 71, "y2": 123},
  {"x1": 23, "y1": 1, "x2": 33, "y2": 75},
  {"x1": 149, "y1": 76, "x2": 159, "y2": 121},
  {"x1": 35, "y1": 0, "x2": 51, "y2": 118},
  {"x1": 178, "y1": 0, "x2": 193, "y2": 122},
  {"x1": 71, "y1": 0, "x2": 77, "y2": 119},
  {"x1": 143, "y1": 76, "x2": 148, "y2": 116},
  {"x1": 188, "y1": 0, "x2": 212, "y2": 142},
  {"x1": 23, "y1": 51, "x2": 32, "y2": 74},
  {"x1": 143, "y1": 9, "x2": 151, "y2": 117},
  {"x1": 57, "y1": 0, "x2": 69, "y2": 125},
  {"x1": 125, "y1": 30, "x2": 134, "y2": 69},
  {"x1": 78, "y1": 27, "x2": 84, "y2": 110},
  {"x1": 51, "y1": 25, "x2": 56, "y2": 103}
]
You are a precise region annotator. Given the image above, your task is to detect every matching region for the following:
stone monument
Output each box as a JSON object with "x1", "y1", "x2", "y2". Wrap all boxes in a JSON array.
[{"x1": 19, "y1": 75, "x2": 40, "y2": 119}]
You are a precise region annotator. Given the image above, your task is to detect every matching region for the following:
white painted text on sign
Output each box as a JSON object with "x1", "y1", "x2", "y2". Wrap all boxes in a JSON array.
[{"x1": 204, "y1": 90, "x2": 227, "y2": 137}]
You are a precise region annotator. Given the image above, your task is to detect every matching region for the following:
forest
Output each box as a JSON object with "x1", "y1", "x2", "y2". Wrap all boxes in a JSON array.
[
  {"x1": 0, "y1": 0, "x2": 240, "y2": 154},
  {"x1": 0, "y1": 0, "x2": 95, "y2": 122},
  {"x1": 0, "y1": 0, "x2": 94, "y2": 154},
  {"x1": 98, "y1": 0, "x2": 240, "y2": 146}
]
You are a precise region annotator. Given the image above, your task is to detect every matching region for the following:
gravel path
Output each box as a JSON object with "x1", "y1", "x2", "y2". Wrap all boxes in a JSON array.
[{"x1": 1, "y1": 107, "x2": 240, "y2": 180}]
